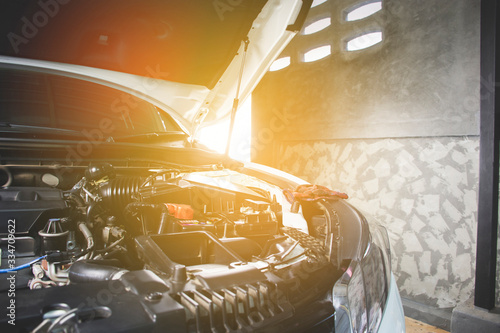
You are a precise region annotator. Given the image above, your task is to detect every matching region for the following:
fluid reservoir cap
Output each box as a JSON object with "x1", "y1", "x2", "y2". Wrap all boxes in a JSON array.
[
  {"x1": 166, "y1": 203, "x2": 194, "y2": 220},
  {"x1": 42, "y1": 173, "x2": 59, "y2": 187}
]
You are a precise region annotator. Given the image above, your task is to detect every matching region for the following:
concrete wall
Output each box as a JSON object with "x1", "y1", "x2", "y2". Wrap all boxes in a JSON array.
[
  {"x1": 273, "y1": 137, "x2": 479, "y2": 310},
  {"x1": 252, "y1": 0, "x2": 492, "y2": 320}
]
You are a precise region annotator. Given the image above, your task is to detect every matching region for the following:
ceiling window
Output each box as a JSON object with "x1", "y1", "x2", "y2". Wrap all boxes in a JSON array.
[
  {"x1": 303, "y1": 17, "x2": 331, "y2": 35},
  {"x1": 346, "y1": 1, "x2": 382, "y2": 21},
  {"x1": 269, "y1": 57, "x2": 291, "y2": 71},
  {"x1": 304, "y1": 45, "x2": 331, "y2": 62},
  {"x1": 346, "y1": 31, "x2": 383, "y2": 51}
]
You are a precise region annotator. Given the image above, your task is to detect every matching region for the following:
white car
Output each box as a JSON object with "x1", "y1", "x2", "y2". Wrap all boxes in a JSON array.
[{"x1": 0, "y1": 1, "x2": 405, "y2": 332}]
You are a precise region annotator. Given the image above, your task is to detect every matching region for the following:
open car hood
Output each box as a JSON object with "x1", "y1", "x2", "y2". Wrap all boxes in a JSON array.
[{"x1": 0, "y1": 0, "x2": 311, "y2": 135}]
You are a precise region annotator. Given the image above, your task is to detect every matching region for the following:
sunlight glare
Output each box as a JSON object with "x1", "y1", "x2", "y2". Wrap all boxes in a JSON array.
[{"x1": 197, "y1": 97, "x2": 251, "y2": 162}]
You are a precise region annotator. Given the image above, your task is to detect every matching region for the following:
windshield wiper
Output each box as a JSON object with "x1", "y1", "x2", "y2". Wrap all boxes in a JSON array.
[{"x1": 0, "y1": 122, "x2": 85, "y2": 137}]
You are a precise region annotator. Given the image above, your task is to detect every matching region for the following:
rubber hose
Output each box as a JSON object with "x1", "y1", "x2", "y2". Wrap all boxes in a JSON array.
[{"x1": 68, "y1": 260, "x2": 128, "y2": 283}]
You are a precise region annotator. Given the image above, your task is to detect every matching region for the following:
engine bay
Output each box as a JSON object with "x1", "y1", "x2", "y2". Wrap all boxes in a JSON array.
[{"x1": 0, "y1": 162, "x2": 340, "y2": 332}]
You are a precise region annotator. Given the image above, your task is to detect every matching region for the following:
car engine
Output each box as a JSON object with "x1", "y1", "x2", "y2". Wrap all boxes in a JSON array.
[{"x1": 0, "y1": 163, "x2": 339, "y2": 332}]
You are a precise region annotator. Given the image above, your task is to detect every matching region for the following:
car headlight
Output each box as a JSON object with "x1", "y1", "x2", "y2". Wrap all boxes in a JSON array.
[{"x1": 332, "y1": 222, "x2": 392, "y2": 333}]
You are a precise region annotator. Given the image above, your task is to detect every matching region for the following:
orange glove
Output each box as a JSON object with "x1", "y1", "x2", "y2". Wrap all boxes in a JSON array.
[{"x1": 284, "y1": 184, "x2": 348, "y2": 203}]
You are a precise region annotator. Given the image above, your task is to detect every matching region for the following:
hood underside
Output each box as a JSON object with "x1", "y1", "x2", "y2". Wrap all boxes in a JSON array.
[
  {"x1": 0, "y1": 0, "x2": 265, "y2": 88},
  {"x1": 0, "y1": 0, "x2": 310, "y2": 132}
]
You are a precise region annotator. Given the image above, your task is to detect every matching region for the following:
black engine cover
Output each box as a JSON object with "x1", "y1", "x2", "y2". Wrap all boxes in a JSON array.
[{"x1": 0, "y1": 187, "x2": 67, "y2": 258}]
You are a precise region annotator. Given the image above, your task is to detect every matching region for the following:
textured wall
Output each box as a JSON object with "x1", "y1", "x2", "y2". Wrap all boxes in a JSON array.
[
  {"x1": 251, "y1": 0, "x2": 493, "y2": 311},
  {"x1": 274, "y1": 137, "x2": 479, "y2": 308},
  {"x1": 252, "y1": 0, "x2": 480, "y2": 143}
]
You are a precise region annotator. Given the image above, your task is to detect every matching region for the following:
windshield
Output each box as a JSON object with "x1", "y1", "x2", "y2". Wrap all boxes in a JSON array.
[{"x1": 0, "y1": 68, "x2": 182, "y2": 138}]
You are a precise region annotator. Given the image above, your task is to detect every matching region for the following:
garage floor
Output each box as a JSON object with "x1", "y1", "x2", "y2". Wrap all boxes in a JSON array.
[{"x1": 405, "y1": 317, "x2": 449, "y2": 333}]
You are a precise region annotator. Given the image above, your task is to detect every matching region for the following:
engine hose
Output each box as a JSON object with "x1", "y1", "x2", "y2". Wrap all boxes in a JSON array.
[
  {"x1": 68, "y1": 260, "x2": 128, "y2": 284},
  {"x1": 77, "y1": 222, "x2": 95, "y2": 260},
  {"x1": 124, "y1": 202, "x2": 169, "y2": 235},
  {"x1": 66, "y1": 192, "x2": 86, "y2": 207},
  {"x1": 78, "y1": 222, "x2": 94, "y2": 251},
  {"x1": 124, "y1": 202, "x2": 159, "y2": 215},
  {"x1": 86, "y1": 202, "x2": 100, "y2": 224},
  {"x1": 100, "y1": 177, "x2": 142, "y2": 210}
]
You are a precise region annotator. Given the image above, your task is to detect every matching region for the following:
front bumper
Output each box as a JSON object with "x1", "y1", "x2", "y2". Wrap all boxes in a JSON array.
[{"x1": 377, "y1": 274, "x2": 406, "y2": 333}]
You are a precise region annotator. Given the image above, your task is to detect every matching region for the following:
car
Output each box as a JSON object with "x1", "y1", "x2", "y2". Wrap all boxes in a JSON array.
[{"x1": 0, "y1": 1, "x2": 405, "y2": 332}]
